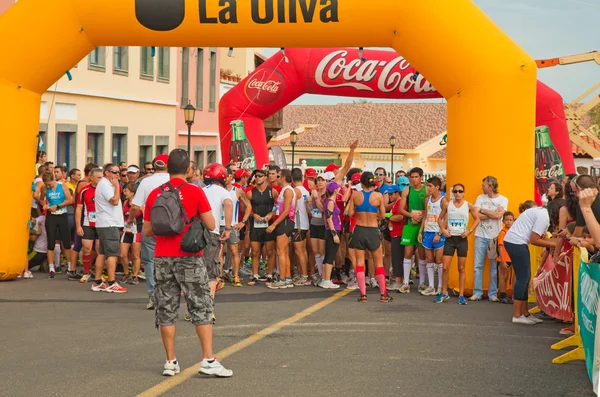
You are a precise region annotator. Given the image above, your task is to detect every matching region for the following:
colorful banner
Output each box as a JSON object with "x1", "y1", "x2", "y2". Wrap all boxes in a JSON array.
[
  {"x1": 578, "y1": 258, "x2": 600, "y2": 387},
  {"x1": 533, "y1": 249, "x2": 573, "y2": 321},
  {"x1": 535, "y1": 125, "x2": 565, "y2": 202}
]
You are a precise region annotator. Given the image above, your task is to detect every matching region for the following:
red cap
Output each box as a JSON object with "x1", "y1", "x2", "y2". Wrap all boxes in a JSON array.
[
  {"x1": 154, "y1": 154, "x2": 169, "y2": 169},
  {"x1": 305, "y1": 168, "x2": 317, "y2": 178},
  {"x1": 325, "y1": 163, "x2": 341, "y2": 173},
  {"x1": 351, "y1": 173, "x2": 361, "y2": 183},
  {"x1": 234, "y1": 169, "x2": 250, "y2": 179}
]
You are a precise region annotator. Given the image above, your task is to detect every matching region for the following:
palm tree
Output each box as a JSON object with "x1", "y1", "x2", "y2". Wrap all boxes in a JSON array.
[{"x1": 352, "y1": 99, "x2": 372, "y2": 104}]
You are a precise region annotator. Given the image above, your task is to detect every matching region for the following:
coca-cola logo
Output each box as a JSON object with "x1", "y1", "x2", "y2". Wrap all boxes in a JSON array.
[
  {"x1": 315, "y1": 50, "x2": 437, "y2": 95},
  {"x1": 535, "y1": 164, "x2": 564, "y2": 180},
  {"x1": 244, "y1": 68, "x2": 285, "y2": 106}
]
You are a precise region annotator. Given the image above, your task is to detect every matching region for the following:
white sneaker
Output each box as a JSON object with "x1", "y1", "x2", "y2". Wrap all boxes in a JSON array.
[
  {"x1": 370, "y1": 278, "x2": 378, "y2": 288},
  {"x1": 418, "y1": 283, "x2": 426, "y2": 293},
  {"x1": 420, "y1": 286, "x2": 437, "y2": 296},
  {"x1": 346, "y1": 280, "x2": 359, "y2": 290},
  {"x1": 163, "y1": 360, "x2": 181, "y2": 376},
  {"x1": 526, "y1": 315, "x2": 543, "y2": 324},
  {"x1": 199, "y1": 358, "x2": 233, "y2": 377},
  {"x1": 387, "y1": 281, "x2": 401, "y2": 291},
  {"x1": 23, "y1": 271, "x2": 33, "y2": 279},
  {"x1": 399, "y1": 284, "x2": 410, "y2": 294},
  {"x1": 321, "y1": 280, "x2": 340, "y2": 289},
  {"x1": 512, "y1": 316, "x2": 535, "y2": 325}
]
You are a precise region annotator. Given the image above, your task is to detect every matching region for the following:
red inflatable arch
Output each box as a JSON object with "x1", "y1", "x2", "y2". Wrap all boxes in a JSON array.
[{"x1": 219, "y1": 48, "x2": 575, "y2": 179}]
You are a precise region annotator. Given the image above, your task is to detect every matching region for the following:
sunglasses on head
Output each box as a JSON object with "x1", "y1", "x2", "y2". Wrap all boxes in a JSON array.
[{"x1": 453, "y1": 189, "x2": 464, "y2": 194}]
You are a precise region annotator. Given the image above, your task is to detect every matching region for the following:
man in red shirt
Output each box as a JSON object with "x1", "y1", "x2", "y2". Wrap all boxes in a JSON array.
[
  {"x1": 143, "y1": 149, "x2": 232, "y2": 378},
  {"x1": 387, "y1": 185, "x2": 407, "y2": 292},
  {"x1": 303, "y1": 168, "x2": 317, "y2": 192}
]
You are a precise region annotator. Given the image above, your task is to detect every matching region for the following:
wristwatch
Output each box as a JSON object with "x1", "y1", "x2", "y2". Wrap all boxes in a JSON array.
[
  {"x1": 436, "y1": 232, "x2": 442, "y2": 236},
  {"x1": 241, "y1": 219, "x2": 247, "y2": 224},
  {"x1": 225, "y1": 227, "x2": 232, "y2": 231}
]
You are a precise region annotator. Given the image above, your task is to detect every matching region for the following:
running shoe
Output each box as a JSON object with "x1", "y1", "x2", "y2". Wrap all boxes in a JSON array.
[
  {"x1": 258, "y1": 274, "x2": 268, "y2": 282},
  {"x1": 129, "y1": 276, "x2": 140, "y2": 285},
  {"x1": 212, "y1": 313, "x2": 216, "y2": 324},
  {"x1": 23, "y1": 271, "x2": 33, "y2": 279},
  {"x1": 458, "y1": 296, "x2": 467, "y2": 305},
  {"x1": 526, "y1": 315, "x2": 543, "y2": 324},
  {"x1": 268, "y1": 280, "x2": 285, "y2": 289},
  {"x1": 310, "y1": 273, "x2": 321, "y2": 286},
  {"x1": 184, "y1": 313, "x2": 192, "y2": 322},
  {"x1": 264, "y1": 276, "x2": 274, "y2": 288},
  {"x1": 48, "y1": 269, "x2": 56, "y2": 279},
  {"x1": 138, "y1": 271, "x2": 146, "y2": 280},
  {"x1": 512, "y1": 316, "x2": 535, "y2": 325},
  {"x1": 163, "y1": 360, "x2": 181, "y2": 377},
  {"x1": 222, "y1": 270, "x2": 234, "y2": 283},
  {"x1": 341, "y1": 274, "x2": 350, "y2": 285},
  {"x1": 398, "y1": 284, "x2": 410, "y2": 294},
  {"x1": 121, "y1": 274, "x2": 132, "y2": 284},
  {"x1": 489, "y1": 296, "x2": 500, "y2": 303},
  {"x1": 418, "y1": 283, "x2": 426, "y2": 293},
  {"x1": 387, "y1": 281, "x2": 401, "y2": 291},
  {"x1": 321, "y1": 280, "x2": 340, "y2": 289},
  {"x1": 198, "y1": 358, "x2": 233, "y2": 377},
  {"x1": 91, "y1": 282, "x2": 107, "y2": 292},
  {"x1": 560, "y1": 326, "x2": 574, "y2": 335},
  {"x1": 499, "y1": 296, "x2": 513, "y2": 304},
  {"x1": 285, "y1": 279, "x2": 294, "y2": 288},
  {"x1": 105, "y1": 282, "x2": 128, "y2": 293},
  {"x1": 79, "y1": 273, "x2": 91, "y2": 283},
  {"x1": 101, "y1": 273, "x2": 109, "y2": 282},
  {"x1": 55, "y1": 265, "x2": 62, "y2": 274},
  {"x1": 420, "y1": 286, "x2": 437, "y2": 296},
  {"x1": 232, "y1": 276, "x2": 242, "y2": 287},
  {"x1": 346, "y1": 280, "x2": 359, "y2": 290},
  {"x1": 67, "y1": 271, "x2": 82, "y2": 281},
  {"x1": 247, "y1": 277, "x2": 260, "y2": 286},
  {"x1": 370, "y1": 277, "x2": 378, "y2": 288},
  {"x1": 146, "y1": 298, "x2": 155, "y2": 310},
  {"x1": 294, "y1": 276, "x2": 311, "y2": 286},
  {"x1": 468, "y1": 294, "x2": 482, "y2": 301},
  {"x1": 379, "y1": 294, "x2": 393, "y2": 303},
  {"x1": 215, "y1": 278, "x2": 225, "y2": 291},
  {"x1": 358, "y1": 294, "x2": 368, "y2": 303},
  {"x1": 434, "y1": 292, "x2": 450, "y2": 304}
]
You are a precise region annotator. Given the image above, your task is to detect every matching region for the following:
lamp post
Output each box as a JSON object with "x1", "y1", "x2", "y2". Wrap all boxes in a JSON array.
[
  {"x1": 389, "y1": 135, "x2": 396, "y2": 179},
  {"x1": 184, "y1": 102, "x2": 196, "y2": 155},
  {"x1": 290, "y1": 130, "x2": 297, "y2": 168}
]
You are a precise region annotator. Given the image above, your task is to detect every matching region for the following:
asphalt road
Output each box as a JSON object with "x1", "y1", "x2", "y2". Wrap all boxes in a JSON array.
[{"x1": 0, "y1": 273, "x2": 592, "y2": 397}]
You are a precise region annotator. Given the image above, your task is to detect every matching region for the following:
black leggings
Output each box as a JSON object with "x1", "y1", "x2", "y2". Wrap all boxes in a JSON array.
[
  {"x1": 324, "y1": 230, "x2": 341, "y2": 264},
  {"x1": 504, "y1": 241, "x2": 530, "y2": 301},
  {"x1": 391, "y1": 236, "x2": 405, "y2": 277},
  {"x1": 28, "y1": 252, "x2": 47, "y2": 269},
  {"x1": 46, "y1": 213, "x2": 72, "y2": 250}
]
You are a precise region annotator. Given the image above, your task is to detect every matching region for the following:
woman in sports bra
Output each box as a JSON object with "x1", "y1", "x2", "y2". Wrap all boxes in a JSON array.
[
  {"x1": 348, "y1": 172, "x2": 393, "y2": 303},
  {"x1": 436, "y1": 184, "x2": 480, "y2": 305}
]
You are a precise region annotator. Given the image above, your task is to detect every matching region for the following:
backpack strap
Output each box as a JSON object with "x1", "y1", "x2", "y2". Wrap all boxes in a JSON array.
[{"x1": 164, "y1": 181, "x2": 192, "y2": 225}]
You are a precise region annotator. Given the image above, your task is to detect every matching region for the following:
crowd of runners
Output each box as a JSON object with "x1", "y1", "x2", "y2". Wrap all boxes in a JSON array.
[{"x1": 25, "y1": 143, "x2": 600, "y2": 328}]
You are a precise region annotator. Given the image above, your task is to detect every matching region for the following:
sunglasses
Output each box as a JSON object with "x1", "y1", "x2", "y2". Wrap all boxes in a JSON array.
[
  {"x1": 255, "y1": 174, "x2": 266, "y2": 178},
  {"x1": 375, "y1": 173, "x2": 385, "y2": 176},
  {"x1": 572, "y1": 175, "x2": 583, "y2": 190},
  {"x1": 453, "y1": 189, "x2": 464, "y2": 194},
  {"x1": 109, "y1": 170, "x2": 119, "y2": 175},
  {"x1": 120, "y1": 173, "x2": 127, "y2": 177}
]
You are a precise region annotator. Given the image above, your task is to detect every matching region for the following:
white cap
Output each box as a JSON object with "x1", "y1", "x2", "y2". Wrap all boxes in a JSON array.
[
  {"x1": 317, "y1": 172, "x2": 334, "y2": 181},
  {"x1": 127, "y1": 166, "x2": 139, "y2": 173}
]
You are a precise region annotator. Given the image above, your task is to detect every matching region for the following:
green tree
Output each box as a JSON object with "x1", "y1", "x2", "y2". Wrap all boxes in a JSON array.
[
  {"x1": 590, "y1": 103, "x2": 600, "y2": 134},
  {"x1": 352, "y1": 99, "x2": 372, "y2": 104}
]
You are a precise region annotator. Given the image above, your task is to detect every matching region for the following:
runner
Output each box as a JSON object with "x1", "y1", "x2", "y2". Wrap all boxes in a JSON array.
[
  {"x1": 417, "y1": 176, "x2": 445, "y2": 296},
  {"x1": 348, "y1": 172, "x2": 393, "y2": 303},
  {"x1": 72, "y1": 163, "x2": 98, "y2": 281},
  {"x1": 40, "y1": 172, "x2": 74, "y2": 279},
  {"x1": 143, "y1": 149, "x2": 232, "y2": 378},
  {"x1": 120, "y1": 182, "x2": 142, "y2": 284},
  {"x1": 399, "y1": 167, "x2": 427, "y2": 294},
  {"x1": 292, "y1": 168, "x2": 311, "y2": 286},
  {"x1": 75, "y1": 168, "x2": 102, "y2": 283},
  {"x1": 386, "y1": 184, "x2": 405, "y2": 292},
  {"x1": 225, "y1": 169, "x2": 252, "y2": 287},
  {"x1": 320, "y1": 181, "x2": 342, "y2": 289},
  {"x1": 246, "y1": 169, "x2": 278, "y2": 286},
  {"x1": 266, "y1": 169, "x2": 296, "y2": 289},
  {"x1": 309, "y1": 173, "x2": 327, "y2": 285},
  {"x1": 435, "y1": 184, "x2": 480, "y2": 304}
]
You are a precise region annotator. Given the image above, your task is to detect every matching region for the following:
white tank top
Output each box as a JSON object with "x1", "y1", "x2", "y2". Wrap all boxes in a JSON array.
[
  {"x1": 221, "y1": 185, "x2": 239, "y2": 226},
  {"x1": 424, "y1": 195, "x2": 443, "y2": 232},
  {"x1": 31, "y1": 177, "x2": 42, "y2": 209},
  {"x1": 295, "y1": 185, "x2": 310, "y2": 230},
  {"x1": 448, "y1": 200, "x2": 470, "y2": 236}
]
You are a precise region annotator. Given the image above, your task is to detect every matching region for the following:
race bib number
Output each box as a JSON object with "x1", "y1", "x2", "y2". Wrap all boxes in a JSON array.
[
  {"x1": 255, "y1": 219, "x2": 268, "y2": 229},
  {"x1": 426, "y1": 213, "x2": 437, "y2": 224},
  {"x1": 88, "y1": 212, "x2": 96, "y2": 223},
  {"x1": 311, "y1": 208, "x2": 322, "y2": 219},
  {"x1": 449, "y1": 218, "x2": 466, "y2": 233},
  {"x1": 124, "y1": 223, "x2": 137, "y2": 234},
  {"x1": 220, "y1": 211, "x2": 226, "y2": 226}
]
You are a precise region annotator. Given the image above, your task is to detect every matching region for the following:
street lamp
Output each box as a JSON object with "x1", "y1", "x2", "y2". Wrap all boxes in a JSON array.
[
  {"x1": 184, "y1": 102, "x2": 196, "y2": 155},
  {"x1": 290, "y1": 130, "x2": 298, "y2": 168},
  {"x1": 389, "y1": 135, "x2": 396, "y2": 179}
]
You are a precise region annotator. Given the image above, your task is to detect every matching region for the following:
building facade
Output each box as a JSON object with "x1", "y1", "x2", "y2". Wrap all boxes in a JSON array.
[{"x1": 176, "y1": 47, "x2": 221, "y2": 168}]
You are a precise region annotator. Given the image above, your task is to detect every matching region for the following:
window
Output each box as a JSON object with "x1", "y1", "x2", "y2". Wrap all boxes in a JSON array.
[
  {"x1": 140, "y1": 47, "x2": 154, "y2": 78},
  {"x1": 181, "y1": 48, "x2": 189, "y2": 107},
  {"x1": 112, "y1": 134, "x2": 127, "y2": 164},
  {"x1": 139, "y1": 136, "x2": 154, "y2": 168},
  {"x1": 194, "y1": 148, "x2": 204, "y2": 170},
  {"x1": 196, "y1": 48, "x2": 204, "y2": 110},
  {"x1": 113, "y1": 46, "x2": 129, "y2": 74},
  {"x1": 156, "y1": 144, "x2": 168, "y2": 155},
  {"x1": 207, "y1": 148, "x2": 217, "y2": 164},
  {"x1": 88, "y1": 47, "x2": 106, "y2": 71},
  {"x1": 158, "y1": 47, "x2": 170, "y2": 81},
  {"x1": 57, "y1": 132, "x2": 75, "y2": 169},
  {"x1": 87, "y1": 133, "x2": 104, "y2": 165},
  {"x1": 156, "y1": 136, "x2": 169, "y2": 155},
  {"x1": 209, "y1": 49, "x2": 217, "y2": 112}
]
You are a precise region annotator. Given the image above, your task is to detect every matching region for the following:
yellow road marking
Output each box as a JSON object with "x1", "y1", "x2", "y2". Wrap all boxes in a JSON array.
[{"x1": 137, "y1": 289, "x2": 352, "y2": 397}]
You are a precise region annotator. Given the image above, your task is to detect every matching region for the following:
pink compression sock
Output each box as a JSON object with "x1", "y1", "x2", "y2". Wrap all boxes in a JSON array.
[
  {"x1": 376, "y1": 267, "x2": 387, "y2": 296},
  {"x1": 356, "y1": 266, "x2": 366, "y2": 296}
]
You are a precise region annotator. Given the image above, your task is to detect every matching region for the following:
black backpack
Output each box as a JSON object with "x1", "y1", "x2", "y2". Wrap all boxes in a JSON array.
[{"x1": 151, "y1": 182, "x2": 191, "y2": 236}]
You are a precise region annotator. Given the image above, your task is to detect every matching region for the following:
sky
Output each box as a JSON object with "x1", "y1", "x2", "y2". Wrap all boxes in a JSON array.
[{"x1": 262, "y1": 0, "x2": 600, "y2": 105}]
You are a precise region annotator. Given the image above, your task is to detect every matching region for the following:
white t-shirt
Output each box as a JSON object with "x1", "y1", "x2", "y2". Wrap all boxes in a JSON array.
[
  {"x1": 95, "y1": 178, "x2": 124, "y2": 228},
  {"x1": 295, "y1": 185, "x2": 310, "y2": 230},
  {"x1": 504, "y1": 207, "x2": 550, "y2": 245},
  {"x1": 33, "y1": 215, "x2": 48, "y2": 253},
  {"x1": 203, "y1": 184, "x2": 232, "y2": 235},
  {"x1": 132, "y1": 172, "x2": 171, "y2": 208},
  {"x1": 474, "y1": 194, "x2": 509, "y2": 239}
]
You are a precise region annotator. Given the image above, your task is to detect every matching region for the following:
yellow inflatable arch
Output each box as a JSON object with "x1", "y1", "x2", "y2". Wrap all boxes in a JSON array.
[{"x1": 0, "y1": 0, "x2": 536, "y2": 280}]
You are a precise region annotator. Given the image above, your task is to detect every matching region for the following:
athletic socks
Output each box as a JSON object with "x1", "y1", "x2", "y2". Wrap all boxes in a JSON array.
[
  {"x1": 375, "y1": 267, "x2": 387, "y2": 296},
  {"x1": 403, "y1": 259, "x2": 412, "y2": 285},
  {"x1": 426, "y1": 263, "x2": 435, "y2": 288},
  {"x1": 54, "y1": 244, "x2": 61, "y2": 267},
  {"x1": 83, "y1": 255, "x2": 92, "y2": 274},
  {"x1": 315, "y1": 254, "x2": 324, "y2": 276},
  {"x1": 419, "y1": 260, "x2": 427, "y2": 286},
  {"x1": 436, "y1": 264, "x2": 443, "y2": 289},
  {"x1": 356, "y1": 266, "x2": 367, "y2": 296}
]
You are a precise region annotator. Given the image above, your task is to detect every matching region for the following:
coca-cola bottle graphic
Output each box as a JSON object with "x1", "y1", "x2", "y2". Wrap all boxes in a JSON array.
[
  {"x1": 535, "y1": 125, "x2": 564, "y2": 197},
  {"x1": 229, "y1": 120, "x2": 256, "y2": 170}
]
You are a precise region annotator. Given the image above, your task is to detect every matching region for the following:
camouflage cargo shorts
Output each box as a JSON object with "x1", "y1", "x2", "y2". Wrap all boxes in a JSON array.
[
  {"x1": 202, "y1": 232, "x2": 222, "y2": 281},
  {"x1": 154, "y1": 256, "x2": 213, "y2": 327}
]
